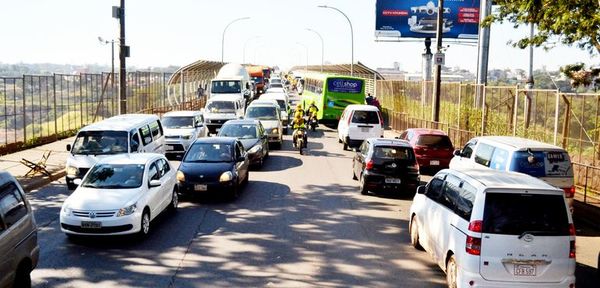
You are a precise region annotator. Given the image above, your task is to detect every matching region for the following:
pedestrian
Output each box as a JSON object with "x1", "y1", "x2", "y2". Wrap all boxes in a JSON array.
[{"x1": 366, "y1": 93, "x2": 374, "y2": 105}]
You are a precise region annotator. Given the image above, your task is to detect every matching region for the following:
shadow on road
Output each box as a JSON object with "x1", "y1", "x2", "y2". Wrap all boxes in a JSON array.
[{"x1": 257, "y1": 155, "x2": 303, "y2": 172}]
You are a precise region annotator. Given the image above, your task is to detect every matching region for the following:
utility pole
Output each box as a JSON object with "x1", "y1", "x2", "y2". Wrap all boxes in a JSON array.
[
  {"x1": 422, "y1": 38, "x2": 433, "y2": 112},
  {"x1": 476, "y1": 0, "x2": 492, "y2": 107},
  {"x1": 432, "y1": 0, "x2": 444, "y2": 125},
  {"x1": 113, "y1": 0, "x2": 129, "y2": 114}
]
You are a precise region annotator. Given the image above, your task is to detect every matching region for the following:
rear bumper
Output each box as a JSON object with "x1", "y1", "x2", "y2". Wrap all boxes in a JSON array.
[
  {"x1": 363, "y1": 172, "x2": 419, "y2": 194},
  {"x1": 458, "y1": 268, "x2": 575, "y2": 288},
  {"x1": 416, "y1": 157, "x2": 451, "y2": 170}
]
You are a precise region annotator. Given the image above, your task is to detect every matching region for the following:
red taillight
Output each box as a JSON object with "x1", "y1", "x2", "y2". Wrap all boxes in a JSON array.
[
  {"x1": 377, "y1": 110, "x2": 383, "y2": 126},
  {"x1": 365, "y1": 160, "x2": 374, "y2": 170},
  {"x1": 468, "y1": 220, "x2": 483, "y2": 233},
  {"x1": 347, "y1": 112, "x2": 352, "y2": 126},
  {"x1": 569, "y1": 240, "x2": 576, "y2": 258},
  {"x1": 569, "y1": 223, "x2": 576, "y2": 236},
  {"x1": 563, "y1": 186, "x2": 575, "y2": 198},
  {"x1": 466, "y1": 236, "x2": 481, "y2": 255}
]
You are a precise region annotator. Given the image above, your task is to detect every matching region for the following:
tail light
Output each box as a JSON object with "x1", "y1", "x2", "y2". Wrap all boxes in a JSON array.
[
  {"x1": 347, "y1": 112, "x2": 352, "y2": 126},
  {"x1": 569, "y1": 240, "x2": 576, "y2": 258},
  {"x1": 365, "y1": 160, "x2": 374, "y2": 170},
  {"x1": 377, "y1": 110, "x2": 383, "y2": 126},
  {"x1": 569, "y1": 223, "x2": 576, "y2": 236},
  {"x1": 413, "y1": 146, "x2": 424, "y2": 155},
  {"x1": 466, "y1": 220, "x2": 482, "y2": 256},
  {"x1": 563, "y1": 186, "x2": 575, "y2": 198}
]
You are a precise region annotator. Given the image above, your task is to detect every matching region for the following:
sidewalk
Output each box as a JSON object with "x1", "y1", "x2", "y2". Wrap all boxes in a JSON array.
[{"x1": 0, "y1": 137, "x2": 74, "y2": 192}]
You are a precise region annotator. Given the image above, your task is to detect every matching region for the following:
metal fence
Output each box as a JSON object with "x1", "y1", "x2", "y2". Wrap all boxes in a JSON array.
[{"x1": 378, "y1": 80, "x2": 600, "y2": 205}]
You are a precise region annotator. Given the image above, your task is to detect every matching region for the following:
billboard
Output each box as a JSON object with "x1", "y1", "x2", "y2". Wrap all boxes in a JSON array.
[
  {"x1": 375, "y1": 0, "x2": 480, "y2": 39},
  {"x1": 327, "y1": 78, "x2": 363, "y2": 94}
]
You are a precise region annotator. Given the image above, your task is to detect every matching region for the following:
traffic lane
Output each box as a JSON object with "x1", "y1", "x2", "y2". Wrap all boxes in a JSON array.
[{"x1": 171, "y1": 128, "x2": 445, "y2": 287}]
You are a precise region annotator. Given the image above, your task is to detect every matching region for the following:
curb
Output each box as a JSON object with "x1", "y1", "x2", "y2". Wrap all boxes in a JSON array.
[{"x1": 20, "y1": 170, "x2": 66, "y2": 193}]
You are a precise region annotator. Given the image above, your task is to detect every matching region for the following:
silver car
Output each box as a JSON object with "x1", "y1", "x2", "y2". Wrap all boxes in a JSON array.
[
  {"x1": 162, "y1": 111, "x2": 208, "y2": 157},
  {"x1": 245, "y1": 101, "x2": 283, "y2": 149}
]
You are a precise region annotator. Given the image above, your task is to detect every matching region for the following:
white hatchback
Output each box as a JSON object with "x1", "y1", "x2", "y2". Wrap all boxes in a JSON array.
[
  {"x1": 60, "y1": 153, "x2": 178, "y2": 238},
  {"x1": 409, "y1": 168, "x2": 576, "y2": 287},
  {"x1": 337, "y1": 105, "x2": 384, "y2": 150}
]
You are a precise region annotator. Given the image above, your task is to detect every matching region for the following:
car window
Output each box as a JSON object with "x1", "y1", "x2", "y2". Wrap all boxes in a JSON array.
[
  {"x1": 455, "y1": 181, "x2": 476, "y2": 220},
  {"x1": 150, "y1": 120, "x2": 163, "y2": 139},
  {"x1": 148, "y1": 163, "x2": 160, "y2": 182},
  {"x1": 351, "y1": 110, "x2": 379, "y2": 124},
  {"x1": 139, "y1": 125, "x2": 153, "y2": 145},
  {"x1": 157, "y1": 159, "x2": 170, "y2": 177},
  {"x1": 82, "y1": 164, "x2": 145, "y2": 189},
  {"x1": 439, "y1": 174, "x2": 462, "y2": 210},
  {"x1": 130, "y1": 132, "x2": 140, "y2": 152},
  {"x1": 416, "y1": 135, "x2": 453, "y2": 148},
  {"x1": 184, "y1": 143, "x2": 233, "y2": 162},
  {"x1": 373, "y1": 146, "x2": 414, "y2": 160},
  {"x1": 0, "y1": 183, "x2": 28, "y2": 228},
  {"x1": 0, "y1": 215, "x2": 5, "y2": 233},
  {"x1": 359, "y1": 141, "x2": 369, "y2": 155},
  {"x1": 399, "y1": 131, "x2": 407, "y2": 140},
  {"x1": 235, "y1": 142, "x2": 243, "y2": 158},
  {"x1": 509, "y1": 151, "x2": 548, "y2": 177},
  {"x1": 474, "y1": 143, "x2": 495, "y2": 167},
  {"x1": 489, "y1": 147, "x2": 509, "y2": 170},
  {"x1": 461, "y1": 140, "x2": 477, "y2": 158},
  {"x1": 425, "y1": 177, "x2": 444, "y2": 200}
]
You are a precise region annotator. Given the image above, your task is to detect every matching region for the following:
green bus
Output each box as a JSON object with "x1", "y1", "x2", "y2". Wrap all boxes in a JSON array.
[{"x1": 300, "y1": 73, "x2": 366, "y2": 124}]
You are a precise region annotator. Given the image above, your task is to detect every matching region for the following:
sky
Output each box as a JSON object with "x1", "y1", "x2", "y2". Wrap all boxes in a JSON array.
[{"x1": 0, "y1": 0, "x2": 596, "y2": 73}]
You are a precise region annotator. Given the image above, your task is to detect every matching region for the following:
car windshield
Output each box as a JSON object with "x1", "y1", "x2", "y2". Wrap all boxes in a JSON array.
[
  {"x1": 416, "y1": 135, "x2": 453, "y2": 148},
  {"x1": 184, "y1": 143, "x2": 233, "y2": 162},
  {"x1": 482, "y1": 192, "x2": 569, "y2": 236},
  {"x1": 81, "y1": 164, "x2": 145, "y2": 189},
  {"x1": 252, "y1": 76, "x2": 263, "y2": 83},
  {"x1": 211, "y1": 80, "x2": 241, "y2": 93},
  {"x1": 270, "y1": 83, "x2": 283, "y2": 88},
  {"x1": 206, "y1": 101, "x2": 235, "y2": 113},
  {"x1": 162, "y1": 116, "x2": 194, "y2": 129},
  {"x1": 373, "y1": 146, "x2": 415, "y2": 160},
  {"x1": 71, "y1": 131, "x2": 129, "y2": 155},
  {"x1": 351, "y1": 111, "x2": 379, "y2": 124},
  {"x1": 246, "y1": 106, "x2": 278, "y2": 120},
  {"x1": 218, "y1": 124, "x2": 258, "y2": 139},
  {"x1": 270, "y1": 79, "x2": 282, "y2": 84}
]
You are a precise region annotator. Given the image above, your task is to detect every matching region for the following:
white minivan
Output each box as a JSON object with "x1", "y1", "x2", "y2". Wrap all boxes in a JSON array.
[
  {"x1": 65, "y1": 114, "x2": 165, "y2": 190},
  {"x1": 203, "y1": 95, "x2": 245, "y2": 135},
  {"x1": 337, "y1": 105, "x2": 384, "y2": 150},
  {"x1": 409, "y1": 168, "x2": 576, "y2": 288},
  {"x1": 449, "y1": 136, "x2": 575, "y2": 208}
]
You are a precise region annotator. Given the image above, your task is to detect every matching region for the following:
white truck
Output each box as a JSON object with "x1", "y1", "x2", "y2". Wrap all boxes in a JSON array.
[{"x1": 209, "y1": 63, "x2": 253, "y2": 109}]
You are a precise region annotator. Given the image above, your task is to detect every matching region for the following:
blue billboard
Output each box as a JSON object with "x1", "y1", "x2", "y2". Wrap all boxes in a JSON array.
[
  {"x1": 327, "y1": 78, "x2": 363, "y2": 94},
  {"x1": 375, "y1": 0, "x2": 480, "y2": 39}
]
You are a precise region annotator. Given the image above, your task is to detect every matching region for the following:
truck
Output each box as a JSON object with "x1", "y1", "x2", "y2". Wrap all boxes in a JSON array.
[
  {"x1": 248, "y1": 66, "x2": 266, "y2": 95},
  {"x1": 210, "y1": 63, "x2": 253, "y2": 109}
]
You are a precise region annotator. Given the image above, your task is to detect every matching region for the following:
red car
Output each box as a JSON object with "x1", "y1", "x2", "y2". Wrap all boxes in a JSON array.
[{"x1": 398, "y1": 128, "x2": 454, "y2": 174}]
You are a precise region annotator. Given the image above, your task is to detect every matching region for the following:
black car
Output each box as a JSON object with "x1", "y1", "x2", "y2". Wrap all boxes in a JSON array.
[
  {"x1": 177, "y1": 137, "x2": 249, "y2": 199},
  {"x1": 352, "y1": 138, "x2": 420, "y2": 195},
  {"x1": 217, "y1": 119, "x2": 269, "y2": 168}
]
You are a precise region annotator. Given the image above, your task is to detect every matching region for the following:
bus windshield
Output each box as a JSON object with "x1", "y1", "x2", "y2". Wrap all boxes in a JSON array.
[{"x1": 211, "y1": 80, "x2": 241, "y2": 94}]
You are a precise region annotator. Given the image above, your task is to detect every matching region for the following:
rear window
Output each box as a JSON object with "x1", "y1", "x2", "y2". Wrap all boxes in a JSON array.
[
  {"x1": 509, "y1": 151, "x2": 573, "y2": 177},
  {"x1": 482, "y1": 193, "x2": 569, "y2": 236},
  {"x1": 351, "y1": 111, "x2": 379, "y2": 124},
  {"x1": 373, "y1": 146, "x2": 414, "y2": 160},
  {"x1": 416, "y1": 135, "x2": 452, "y2": 148}
]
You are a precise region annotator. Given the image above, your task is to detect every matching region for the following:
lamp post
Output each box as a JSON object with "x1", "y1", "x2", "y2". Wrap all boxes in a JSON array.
[
  {"x1": 306, "y1": 28, "x2": 324, "y2": 72},
  {"x1": 318, "y1": 5, "x2": 353, "y2": 76},
  {"x1": 243, "y1": 36, "x2": 262, "y2": 64},
  {"x1": 221, "y1": 17, "x2": 250, "y2": 63},
  {"x1": 98, "y1": 37, "x2": 115, "y2": 84},
  {"x1": 296, "y1": 42, "x2": 308, "y2": 73}
]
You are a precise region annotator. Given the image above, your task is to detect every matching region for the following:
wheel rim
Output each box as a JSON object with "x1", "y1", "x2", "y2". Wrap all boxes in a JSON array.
[
  {"x1": 360, "y1": 174, "x2": 365, "y2": 191},
  {"x1": 411, "y1": 219, "x2": 418, "y2": 244},
  {"x1": 172, "y1": 191, "x2": 178, "y2": 208},
  {"x1": 447, "y1": 258, "x2": 457, "y2": 288},
  {"x1": 142, "y1": 213, "x2": 150, "y2": 234}
]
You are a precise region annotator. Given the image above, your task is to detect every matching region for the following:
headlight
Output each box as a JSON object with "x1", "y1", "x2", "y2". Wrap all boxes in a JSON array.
[
  {"x1": 66, "y1": 166, "x2": 78, "y2": 176},
  {"x1": 117, "y1": 204, "x2": 137, "y2": 217},
  {"x1": 177, "y1": 171, "x2": 185, "y2": 182},
  {"x1": 219, "y1": 171, "x2": 233, "y2": 182},
  {"x1": 248, "y1": 145, "x2": 261, "y2": 154},
  {"x1": 62, "y1": 204, "x2": 72, "y2": 216},
  {"x1": 182, "y1": 133, "x2": 193, "y2": 140},
  {"x1": 272, "y1": 128, "x2": 278, "y2": 134}
]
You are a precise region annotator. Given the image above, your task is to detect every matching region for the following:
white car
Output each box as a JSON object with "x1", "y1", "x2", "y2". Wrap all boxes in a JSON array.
[
  {"x1": 162, "y1": 111, "x2": 208, "y2": 157},
  {"x1": 259, "y1": 93, "x2": 290, "y2": 130},
  {"x1": 337, "y1": 105, "x2": 384, "y2": 150},
  {"x1": 409, "y1": 168, "x2": 576, "y2": 287},
  {"x1": 60, "y1": 153, "x2": 178, "y2": 238},
  {"x1": 245, "y1": 101, "x2": 283, "y2": 149}
]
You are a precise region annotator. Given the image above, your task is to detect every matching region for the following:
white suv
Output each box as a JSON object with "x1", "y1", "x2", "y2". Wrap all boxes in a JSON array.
[
  {"x1": 337, "y1": 105, "x2": 384, "y2": 150},
  {"x1": 409, "y1": 168, "x2": 576, "y2": 287}
]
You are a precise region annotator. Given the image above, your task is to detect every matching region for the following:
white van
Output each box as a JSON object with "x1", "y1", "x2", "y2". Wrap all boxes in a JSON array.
[
  {"x1": 65, "y1": 114, "x2": 165, "y2": 190},
  {"x1": 245, "y1": 100, "x2": 283, "y2": 148},
  {"x1": 449, "y1": 136, "x2": 575, "y2": 208},
  {"x1": 409, "y1": 168, "x2": 576, "y2": 287},
  {"x1": 337, "y1": 105, "x2": 384, "y2": 150},
  {"x1": 204, "y1": 95, "x2": 245, "y2": 135},
  {"x1": 161, "y1": 111, "x2": 207, "y2": 157},
  {"x1": 260, "y1": 93, "x2": 290, "y2": 132}
]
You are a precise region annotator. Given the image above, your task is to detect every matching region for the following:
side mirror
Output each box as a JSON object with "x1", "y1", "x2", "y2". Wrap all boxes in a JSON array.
[
  {"x1": 453, "y1": 149, "x2": 461, "y2": 157},
  {"x1": 149, "y1": 179, "x2": 162, "y2": 188},
  {"x1": 417, "y1": 185, "x2": 426, "y2": 194},
  {"x1": 73, "y1": 178, "x2": 82, "y2": 186},
  {"x1": 66, "y1": 144, "x2": 71, "y2": 151}
]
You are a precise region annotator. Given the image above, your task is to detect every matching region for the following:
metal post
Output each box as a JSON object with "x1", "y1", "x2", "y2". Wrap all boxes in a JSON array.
[
  {"x1": 111, "y1": 40, "x2": 115, "y2": 85},
  {"x1": 306, "y1": 28, "x2": 324, "y2": 72},
  {"x1": 221, "y1": 17, "x2": 250, "y2": 64},
  {"x1": 476, "y1": 0, "x2": 492, "y2": 87},
  {"x1": 432, "y1": 0, "x2": 444, "y2": 125},
  {"x1": 422, "y1": 38, "x2": 433, "y2": 110},
  {"x1": 318, "y1": 5, "x2": 353, "y2": 76},
  {"x1": 116, "y1": 0, "x2": 127, "y2": 114},
  {"x1": 553, "y1": 89, "x2": 560, "y2": 145}
]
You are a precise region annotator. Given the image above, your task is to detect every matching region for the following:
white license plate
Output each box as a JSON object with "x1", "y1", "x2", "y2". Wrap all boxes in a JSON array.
[
  {"x1": 81, "y1": 221, "x2": 102, "y2": 229},
  {"x1": 385, "y1": 178, "x2": 402, "y2": 184},
  {"x1": 360, "y1": 127, "x2": 370, "y2": 132},
  {"x1": 195, "y1": 184, "x2": 208, "y2": 191},
  {"x1": 430, "y1": 160, "x2": 440, "y2": 166},
  {"x1": 215, "y1": 128, "x2": 220, "y2": 132},
  {"x1": 166, "y1": 145, "x2": 174, "y2": 150},
  {"x1": 514, "y1": 264, "x2": 536, "y2": 276}
]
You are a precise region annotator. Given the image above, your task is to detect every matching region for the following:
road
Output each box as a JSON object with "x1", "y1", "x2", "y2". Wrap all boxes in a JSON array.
[{"x1": 26, "y1": 128, "x2": 600, "y2": 287}]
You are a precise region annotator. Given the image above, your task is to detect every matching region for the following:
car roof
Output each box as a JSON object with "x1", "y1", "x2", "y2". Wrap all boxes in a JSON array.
[
  {"x1": 208, "y1": 95, "x2": 240, "y2": 102},
  {"x1": 0, "y1": 171, "x2": 19, "y2": 188},
  {"x1": 80, "y1": 114, "x2": 159, "y2": 132},
  {"x1": 368, "y1": 138, "x2": 412, "y2": 148},
  {"x1": 193, "y1": 137, "x2": 238, "y2": 144},
  {"x1": 222, "y1": 119, "x2": 260, "y2": 126},
  {"x1": 249, "y1": 100, "x2": 278, "y2": 107},
  {"x1": 97, "y1": 153, "x2": 164, "y2": 165},
  {"x1": 441, "y1": 168, "x2": 562, "y2": 193},
  {"x1": 475, "y1": 136, "x2": 564, "y2": 151},
  {"x1": 344, "y1": 104, "x2": 379, "y2": 111},
  {"x1": 162, "y1": 110, "x2": 202, "y2": 117},
  {"x1": 266, "y1": 88, "x2": 285, "y2": 93},
  {"x1": 406, "y1": 128, "x2": 448, "y2": 136},
  {"x1": 260, "y1": 93, "x2": 286, "y2": 100}
]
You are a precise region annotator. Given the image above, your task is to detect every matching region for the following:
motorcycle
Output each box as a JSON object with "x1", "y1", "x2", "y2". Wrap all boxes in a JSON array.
[
  {"x1": 293, "y1": 128, "x2": 308, "y2": 155},
  {"x1": 309, "y1": 114, "x2": 318, "y2": 132}
]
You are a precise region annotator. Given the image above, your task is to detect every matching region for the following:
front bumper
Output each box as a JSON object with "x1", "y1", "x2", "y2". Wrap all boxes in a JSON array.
[
  {"x1": 178, "y1": 180, "x2": 235, "y2": 195},
  {"x1": 165, "y1": 139, "x2": 194, "y2": 154},
  {"x1": 60, "y1": 212, "x2": 140, "y2": 236}
]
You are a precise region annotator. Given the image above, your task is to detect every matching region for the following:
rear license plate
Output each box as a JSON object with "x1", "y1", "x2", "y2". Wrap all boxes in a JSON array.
[
  {"x1": 514, "y1": 264, "x2": 536, "y2": 276},
  {"x1": 195, "y1": 184, "x2": 207, "y2": 191},
  {"x1": 360, "y1": 127, "x2": 370, "y2": 132},
  {"x1": 385, "y1": 178, "x2": 401, "y2": 184},
  {"x1": 81, "y1": 221, "x2": 102, "y2": 229},
  {"x1": 430, "y1": 160, "x2": 440, "y2": 166}
]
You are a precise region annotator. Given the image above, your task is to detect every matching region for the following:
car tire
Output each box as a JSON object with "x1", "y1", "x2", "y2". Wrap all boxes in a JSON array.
[
  {"x1": 228, "y1": 184, "x2": 240, "y2": 201},
  {"x1": 14, "y1": 261, "x2": 32, "y2": 288},
  {"x1": 169, "y1": 188, "x2": 178, "y2": 212},
  {"x1": 352, "y1": 165, "x2": 358, "y2": 180},
  {"x1": 138, "y1": 209, "x2": 151, "y2": 239},
  {"x1": 338, "y1": 137, "x2": 342, "y2": 143},
  {"x1": 359, "y1": 174, "x2": 368, "y2": 195},
  {"x1": 67, "y1": 182, "x2": 77, "y2": 190},
  {"x1": 343, "y1": 141, "x2": 348, "y2": 151},
  {"x1": 410, "y1": 216, "x2": 423, "y2": 250},
  {"x1": 446, "y1": 255, "x2": 458, "y2": 288}
]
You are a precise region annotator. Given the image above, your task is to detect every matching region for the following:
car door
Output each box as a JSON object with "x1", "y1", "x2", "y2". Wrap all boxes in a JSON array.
[
  {"x1": 235, "y1": 142, "x2": 249, "y2": 184},
  {"x1": 146, "y1": 162, "x2": 162, "y2": 219},
  {"x1": 420, "y1": 175, "x2": 445, "y2": 255},
  {"x1": 429, "y1": 174, "x2": 463, "y2": 266},
  {"x1": 449, "y1": 139, "x2": 477, "y2": 169},
  {"x1": 0, "y1": 214, "x2": 9, "y2": 287},
  {"x1": 354, "y1": 141, "x2": 369, "y2": 178},
  {"x1": 156, "y1": 158, "x2": 174, "y2": 211}
]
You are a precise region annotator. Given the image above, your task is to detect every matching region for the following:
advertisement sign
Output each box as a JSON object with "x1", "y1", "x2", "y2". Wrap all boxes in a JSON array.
[
  {"x1": 375, "y1": 0, "x2": 480, "y2": 39},
  {"x1": 327, "y1": 78, "x2": 363, "y2": 94}
]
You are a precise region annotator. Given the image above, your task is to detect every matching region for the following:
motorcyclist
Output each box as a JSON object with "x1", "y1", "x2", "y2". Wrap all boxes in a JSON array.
[
  {"x1": 294, "y1": 103, "x2": 305, "y2": 119},
  {"x1": 291, "y1": 114, "x2": 307, "y2": 148},
  {"x1": 307, "y1": 101, "x2": 319, "y2": 129}
]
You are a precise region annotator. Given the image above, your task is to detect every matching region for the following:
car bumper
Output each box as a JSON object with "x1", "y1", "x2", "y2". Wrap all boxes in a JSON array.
[
  {"x1": 247, "y1": 151, "x2": 264, "y2": 165},
  {"x1": 267, "y1": 132, "x2": 281, "y2": 143},
  {"x1": 165, "y1": 139, "x2": 194, "y2": 154},
  {"x1": 363, "y1": 172, "x2": 420, "y2": 193},
  {"x1": 60, "y1": 213, "x2": 140, "y2": 236},
  {"x1": 457, "y1": 268, "x2": 575, "y2": 288},
  {"x1": 416, "y1": 157, "x2": 451, "y2": 170},
  {"x1": 178, "y1": 180, "x2": 236, "y2": 195}
]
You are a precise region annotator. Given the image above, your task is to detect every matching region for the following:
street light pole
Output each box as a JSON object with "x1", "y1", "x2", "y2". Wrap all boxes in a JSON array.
[
  {"x1": 221, "y1": 17, "x2": 250, "y2": 63},
  {"x1": 318, "y1": 5, "x2": 353, "y2": 76},
  {"x1": 306, "y1": 28, "x2": 324, "y2": 72},
  {"x1": 432, "y1": 0, "x2": 445, "y2": 125},
  {"x1": 98, "y1": 37, "x2": 115, "y2": 84},
  {"x1": 243, "y1": 36, "x2": 261, "y2": 64}
]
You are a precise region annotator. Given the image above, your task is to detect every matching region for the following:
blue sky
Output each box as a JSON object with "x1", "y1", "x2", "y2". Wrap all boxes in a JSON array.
[{"x1": 0, "y1": 0, "x2": 596, "y2": 72}]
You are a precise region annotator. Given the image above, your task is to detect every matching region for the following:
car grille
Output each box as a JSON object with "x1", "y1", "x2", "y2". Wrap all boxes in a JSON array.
[
  {"x1": 165, "y1": 135, "x2": 180, "y2": 139},
  {"x1": 72, "y1": 210, "x2": 117, "y2": 218},
  {"x1": 167, "y1": 144, "x2": 185, "y2": 151},
  {"x1": 209, "y1": 119, "x2": 227, "y2": 124},
  {"x1": 61, "y1": 223, "x2": 133, "y2": 234}
]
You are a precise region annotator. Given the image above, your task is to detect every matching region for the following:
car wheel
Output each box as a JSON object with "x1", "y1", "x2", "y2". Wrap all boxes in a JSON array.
[
  {"x1": 228, "y1": 184, "x2": 240, "y2": 201},
  {"x1": 169, "y1": 188, "x2": 178, "y2": 212},
  {"x1": 352, "y1": 165, "x2": 358, "y2": 180},
  {"x1": 410, "y1": 216, "x2": 423, "y2": 250},
  {"x1": 67, "y1": 182, "x2": 77, "y2": 190},
  {"x1": 446, "y1": 255, "x2": 458, "y2": 288},
  {"x1": 338, "y1": 137, "x2": 342, "y2": 143},
  {"x1": 359, "y1": 174, "x2": 368, "y2": 195},
  {"x1": 14, "y1": 261, "x2": 32, "y2": 288},
  {"x1": 138, "y1": 209, "x2": 151, "y2": 238},
  {"x1": 343, "y1": 139, "x2": 348, "y2": 151}
]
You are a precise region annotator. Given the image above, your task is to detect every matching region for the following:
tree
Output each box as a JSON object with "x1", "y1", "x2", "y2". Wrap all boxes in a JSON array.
[{"x1": 483, "y1": 0, "x2": 600, "y2": 53}]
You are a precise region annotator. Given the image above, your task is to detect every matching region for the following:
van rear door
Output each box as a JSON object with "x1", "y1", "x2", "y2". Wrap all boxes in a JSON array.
[
  {"x1": 510, "y1": 150, "x2": 574, "y2": 195},
  {"x1": 348, "y1": 110, "x2": 382, "y2": 140},
  {"x1": 479, "y1": 190, "x2": 574, "y2": 283}
]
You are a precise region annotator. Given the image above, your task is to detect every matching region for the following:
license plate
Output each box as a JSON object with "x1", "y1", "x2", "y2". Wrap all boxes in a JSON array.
[
  {"x1": 385, "y1": 178, "x2": 402, "y2": 184},
  {"x1": 81, "y1": 221, "x2": 102, "y2": 229},
  {"x1": 360, "y1": 127, "x2": 370, "y2": 132},
  {"x1": 514, "y1": 264, "x2": 536, "y2": 276},
  {"x1": 215, "y1": 128, "x2": 220, "y2": 132},
  {"x1": 195, "y1": 184, "x2": 208, "y2": 191},
  {"x1": 430, "y1": 160, "x2": 440, "y2": 166},
  {"x1": 166, "y1": 145, "x2": 174, "y2": 150}
]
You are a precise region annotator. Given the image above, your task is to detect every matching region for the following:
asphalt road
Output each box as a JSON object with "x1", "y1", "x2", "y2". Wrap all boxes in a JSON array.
[{"x1": 26, "y1": 125, "x2": 600, "y2": 287}]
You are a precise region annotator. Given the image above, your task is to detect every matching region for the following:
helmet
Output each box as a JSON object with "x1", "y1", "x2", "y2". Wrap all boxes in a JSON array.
[
  {"x1": 311, "y1": 101, "x2": 316, "y2": 105},
  {"x1": 296, "y1": 103, "x2": 302, "y2": 109}
]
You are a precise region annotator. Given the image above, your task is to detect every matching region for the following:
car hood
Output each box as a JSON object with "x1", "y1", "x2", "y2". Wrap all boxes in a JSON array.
[
  {"x1": 258, "y1": 120, "x2": 280, "y2": 129},
  {"x1": 240, "y1": 138, "x2": 260, "y2": 150},
  {"x1": 66, "y1": 187, "x2": 141, "y2": 210},
  {"x1": 67, "y1": 154, "x2": 114, "y2": 169},
  {"x1": 204, "y1": 112, "x2": 237, "y2": 120},
  {"x1": 164, "y1": 128, "x2": 195, "y2": 137},
  {"x1": 179, "y1": 161, "x2": 234, "y2": 181}
]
